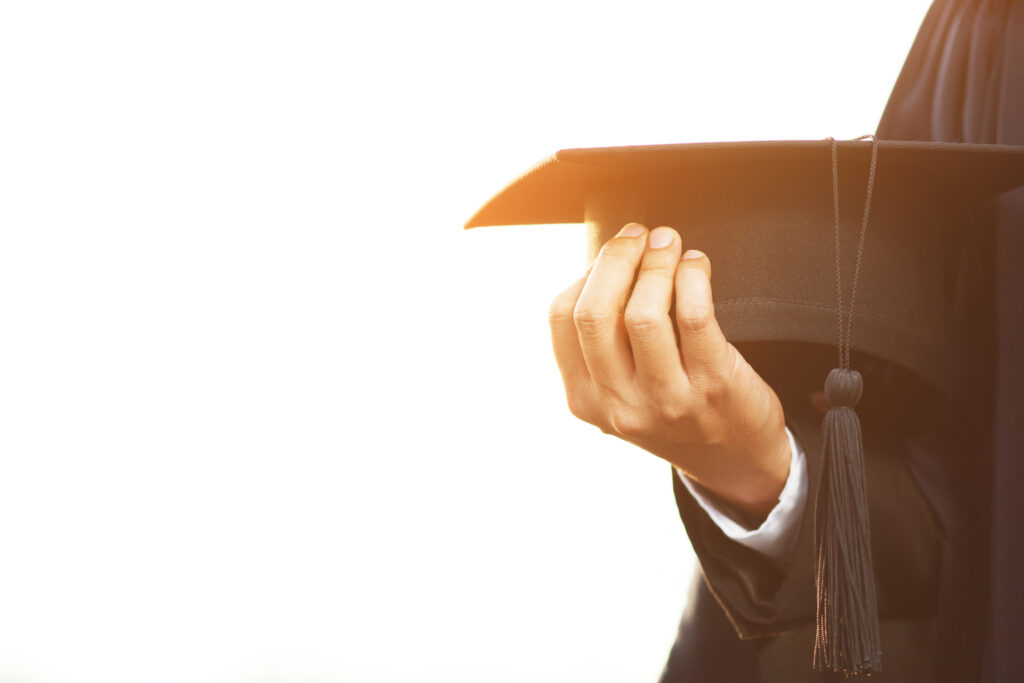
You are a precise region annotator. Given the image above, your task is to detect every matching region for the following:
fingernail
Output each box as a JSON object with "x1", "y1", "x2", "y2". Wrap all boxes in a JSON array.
[
  {"x1": 618, "y1": 223, "x2": 646, "y2": 237},
  {"x1": 649, "y1": 228, "x2": 676, "y2": 249},
  {"x1": 683, "y1": 249, "x2": 705, "y2": 260}
]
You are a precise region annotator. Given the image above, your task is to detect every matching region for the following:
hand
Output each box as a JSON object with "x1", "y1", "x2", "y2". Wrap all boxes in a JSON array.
[{"x1": 548, "y1": 223, "x2": 791, "y2": 519}]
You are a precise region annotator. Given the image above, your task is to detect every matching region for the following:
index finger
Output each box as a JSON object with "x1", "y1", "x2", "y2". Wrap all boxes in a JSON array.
[{"x1": 549, "y1": 266, "x2": 593, "y2": 396}]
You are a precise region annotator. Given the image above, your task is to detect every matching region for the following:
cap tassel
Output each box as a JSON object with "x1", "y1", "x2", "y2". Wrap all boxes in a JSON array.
[
  {"x1": 813, "y1": 367, "x2": 882, "y2": 675},
  {"x1": 812, "y1": 137, "x2": 882, "y2": 675}
]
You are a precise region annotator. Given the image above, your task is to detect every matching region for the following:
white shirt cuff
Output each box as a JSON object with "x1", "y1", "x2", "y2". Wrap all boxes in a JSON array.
[{"x1": 675, "y1": 426, "x2": 808, "y2": 565}]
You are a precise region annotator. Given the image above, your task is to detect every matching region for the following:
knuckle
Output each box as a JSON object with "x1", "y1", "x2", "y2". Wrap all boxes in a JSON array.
[
  {"x1": 599, "y1": 238, "x2": 642, "y2": 263},
  {"x1": 676, "y1": 304, "x2": 712, "y2": 331},
  {"x1": 683, "y1": 391, "x2": 710, "y2": 417},
  {"x1": 623, "y1": 307, "x2": 662, "y2": 338},
  {"x1": 548, "y1": 293, "x2": 576, "y2": 324},
  {"x1": 573, "y1": 304, "x2": 613, "y2": 336},
  {"x1": 656, "y1": 400, "x2": 690, "y2": 425},
  {"x1": 691, "y1": 373, "x2": 727, "y2": 403},
  {"x1": 566, "y1": 392, "x2": 591, "y2": 421},
  {"x1": 606, "y1": 405, "x2": 651, "y2": 438},
  {"x1": 693, "y1": 345, "x2": 741, "y2": 394},
  {"x1": 641, "y1": 256, "x2": 679, "y2": 276}
]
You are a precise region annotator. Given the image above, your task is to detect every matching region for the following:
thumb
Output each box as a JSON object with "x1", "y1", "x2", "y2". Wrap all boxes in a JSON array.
[{"x1": 674, "y1": 250, "x2": 731, "y2": 380}]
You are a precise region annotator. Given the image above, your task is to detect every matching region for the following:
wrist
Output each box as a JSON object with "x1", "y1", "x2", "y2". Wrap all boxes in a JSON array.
[
  {"x1": 686, "y1": 404, "x2": 791, "y2": 522},
  {"x1": 727, "y1": 424, "x2": 792, "y2": 520}
]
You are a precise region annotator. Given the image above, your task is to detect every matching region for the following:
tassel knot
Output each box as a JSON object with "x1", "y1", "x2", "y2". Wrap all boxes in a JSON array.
[{"x1": 825, "y1": 367, "x2": 863, "y2": 408}]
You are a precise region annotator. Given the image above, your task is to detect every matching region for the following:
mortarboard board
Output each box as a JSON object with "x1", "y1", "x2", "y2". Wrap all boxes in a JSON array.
[
  {"x1": 466, "y1": 139, "x2": 1024, "y2": 402},
  {"x1": 463, "y1": 138, "x2": 1024, "y2": 675}
]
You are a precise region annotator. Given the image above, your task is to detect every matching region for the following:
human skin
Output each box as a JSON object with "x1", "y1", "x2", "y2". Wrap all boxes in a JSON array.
[{"x1": 548, "y1": 222, "x2": 791, "y2": 520}]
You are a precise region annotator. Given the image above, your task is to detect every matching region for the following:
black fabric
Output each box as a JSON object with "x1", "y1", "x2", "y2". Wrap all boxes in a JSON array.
[
  {"x1": 659, "y1": 571, "x2": 759, "y2": 683},
  {"x1": 877, "y1": 0, "x2": 1024, "y2": 680},
  {"x1": 658, "y1": 1, "x2": 1024, "y2": 680}
]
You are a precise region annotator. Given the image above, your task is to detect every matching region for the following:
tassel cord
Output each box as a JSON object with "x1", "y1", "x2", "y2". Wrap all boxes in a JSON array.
[
  {"x1": 829, "y1": 136, "x2": 879, "y2": 370},
  {"x1": 813, "y1": 137, "x2": 883, "y2": 676}
]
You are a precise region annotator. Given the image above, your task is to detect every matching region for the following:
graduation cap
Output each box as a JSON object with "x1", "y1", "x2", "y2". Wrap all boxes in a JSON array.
[{"x1": 464, "y1": 138, "x2": 1024, "y2": 675}]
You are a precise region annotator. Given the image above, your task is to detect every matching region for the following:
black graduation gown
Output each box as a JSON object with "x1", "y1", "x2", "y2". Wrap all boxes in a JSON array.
[
  {"x1": 877, "y1": 0, "x2": 1024, "y2": 679},
  {"x1": 659, "y1": 1, "x2": 1024, "y2": 680}
]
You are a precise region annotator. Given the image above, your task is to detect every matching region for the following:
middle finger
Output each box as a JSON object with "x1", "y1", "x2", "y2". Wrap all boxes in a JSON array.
[{"x1": 623, "y1": 226, "x2": 687, "y2": 392}]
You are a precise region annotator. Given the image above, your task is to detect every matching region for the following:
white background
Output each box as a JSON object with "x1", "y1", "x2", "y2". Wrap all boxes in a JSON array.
[{"x1": 0, "y1": 1, "x2": 932, "y2": 681}]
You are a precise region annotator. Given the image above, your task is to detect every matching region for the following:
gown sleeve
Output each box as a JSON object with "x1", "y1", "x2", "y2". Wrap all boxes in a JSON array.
[
  {"x1": 675, "y1": 425, "x2": 807, "y2": 566},
  {"x1": 671, "y1": 395, "x2": 942, "y2": 638}
]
